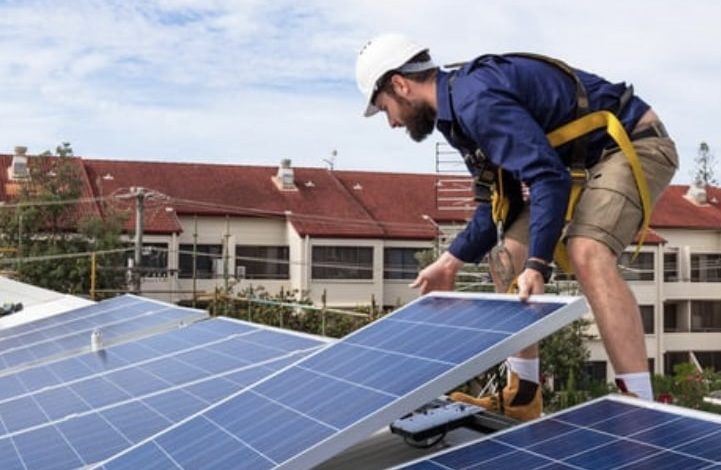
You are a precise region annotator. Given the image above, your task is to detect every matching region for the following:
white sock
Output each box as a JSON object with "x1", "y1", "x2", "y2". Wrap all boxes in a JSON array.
[
  {"x1": 616, "y1": 372, "x2": 653, "y2": 401},
  {"x1": 507, "y1": 357, "x2": 539, "y2": 384}
]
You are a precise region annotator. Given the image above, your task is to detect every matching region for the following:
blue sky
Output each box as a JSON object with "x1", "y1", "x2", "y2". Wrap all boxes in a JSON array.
[{"x1": 0, "y1": 0, "x2": 719, "y2": 183}]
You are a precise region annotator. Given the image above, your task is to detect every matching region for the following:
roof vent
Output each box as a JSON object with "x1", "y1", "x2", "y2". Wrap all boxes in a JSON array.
[
  {"x1": 273, "y1": 158, "x2": 297, "y2": 191},
  {"x1": 353, "y1": 183, "x2": 363, "y2": 190},
  {"x1": 684, "y1": 180, "x2": 708, "y2": 206},
  {"x1": 9, "y1": 146, "x2": 29, "y2": 180}
]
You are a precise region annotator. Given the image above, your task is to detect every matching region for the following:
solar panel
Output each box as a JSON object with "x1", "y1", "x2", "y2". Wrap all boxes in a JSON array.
[
  {"x1": 96, "y1": 292, "x2": 588, "y2": 470},
  {"x1": 0, "y1": 295, "x2": 208, "y2": 374},
  {"x1": 393, "y1": 394, "x2": 721, "y2": 469},
  {"x1": 0, "y1": 317, "x2": 325, "y2": 469}
]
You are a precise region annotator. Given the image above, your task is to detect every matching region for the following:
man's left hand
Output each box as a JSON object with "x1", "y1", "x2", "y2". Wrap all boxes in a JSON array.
[{"x1": 516, "y1": 268, "x2": 545, "y2": 301}]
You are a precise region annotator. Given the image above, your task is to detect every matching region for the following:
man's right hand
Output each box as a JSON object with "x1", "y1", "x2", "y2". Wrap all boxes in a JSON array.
[{"x1": 409, "y1": 251, "x2": 464, "y2": 295}]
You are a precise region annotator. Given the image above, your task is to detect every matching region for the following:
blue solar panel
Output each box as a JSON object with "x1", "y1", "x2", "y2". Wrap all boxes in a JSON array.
[
  {"x1": 0, "y1": 317, "x2": 325, "y2": 469},
  {"x1": 96, "y1": 292, "x2": 587, "y2": 470},
  {"x1": 394, "y1": 395, "x2": 721, "y2": 469},
  {"x1": 0, "y1": 295, "x2": 208, "y2": 373}
]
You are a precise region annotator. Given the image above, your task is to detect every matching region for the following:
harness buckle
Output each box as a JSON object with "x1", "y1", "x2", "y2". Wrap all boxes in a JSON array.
[
  {"x1": 570, "y1": 168, "x2": 588, "y2": 184},
  {"x1": 464, "y1": 148, "x2": 488, "y2": 168},
  {"x1": 472, "y1": 167, "x2": 497, "y2": 203}
]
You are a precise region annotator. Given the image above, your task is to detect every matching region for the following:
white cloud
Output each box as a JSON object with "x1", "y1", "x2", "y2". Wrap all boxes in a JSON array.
[{"x1": 0, "y1": 0, "x2": 719, "y2": 182}]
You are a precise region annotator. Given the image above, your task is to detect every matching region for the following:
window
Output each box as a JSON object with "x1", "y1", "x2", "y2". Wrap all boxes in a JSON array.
[
  {"x1": 618, "y1": 252, "x2": 654, "y2": 281},
  {"x1": 124, "y1": 242, "x2": 169, "y2": 277},
  {"x1": 179, "y1": 244, "x2": 222, "y2": 279},
  {"x1": 235, "y1": 246, "x2": 289, "y2": 280},
  {"x1": 664, "y1": 252, "x2": 678, "y2": 282},
  {"x1": 663, "y1": 302, "x2": 680, "y2": 332},
  {"x1": 648, "y1": 358, "x2": 655, "y2": 375},
  {"x1": 691, "y1": 253, "x2": 721, "y2": 282},
  {"x1": 312, "y1": 246, "x2": 373, "y2": 280},
  {"x1": 664, "y1": 352, "x2": 690, "y2": 376},
  {"x1": 693, "y1": 351, "x2": 721, "y2": 372},
  {"x1": 640, "y1": 305, "x2": 654, "y2": 335},
  {"x1": 141, "y1": 243, "x2": 168, "y2": 277},
  {"x1": 384, "y1": 248, "x2": 421, "y2": 280},
  {"x1": 583, "y1": 361, "x2": 607, "y2": 384},
  {"x1": 691, "y1": 301, "x2": 721, "y2": 332}
]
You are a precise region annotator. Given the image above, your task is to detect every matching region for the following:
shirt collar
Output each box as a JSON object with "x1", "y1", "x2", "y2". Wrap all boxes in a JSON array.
[{"x1": 435, "y1": 69, "x2": 454, "y2": 123}]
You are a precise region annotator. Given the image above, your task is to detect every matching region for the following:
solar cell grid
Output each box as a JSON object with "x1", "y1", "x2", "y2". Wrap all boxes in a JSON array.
[
  {"x1": 0, "y1": 317, "x2": 325, "y2": 470},
  {"x1": 95, "y1": 292, "x2": 588, "y2": 470},
  {"x1": 0, "y1": 295, "x2": 138, "y2": 340},
  {"x1": 395, "y1": 395, "x2": 721, "y2": 470},
  {"x1": 0, "y1": 295, "x2": 208, "y2": 374}
]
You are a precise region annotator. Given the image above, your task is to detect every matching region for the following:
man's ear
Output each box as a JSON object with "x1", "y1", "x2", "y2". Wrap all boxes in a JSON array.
[{"x1": 390, "y1": 74, "x2": 410, "y2": 97}]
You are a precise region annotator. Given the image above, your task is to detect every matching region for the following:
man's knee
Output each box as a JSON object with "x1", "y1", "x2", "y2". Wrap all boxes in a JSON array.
[{"x1": 566, "y1": 237, "x2": 618, "y2": 277}]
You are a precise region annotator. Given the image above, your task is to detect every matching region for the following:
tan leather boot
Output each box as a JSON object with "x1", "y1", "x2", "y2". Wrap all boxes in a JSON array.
[{"x1": 449, "y1": 371, "x2": 542, "y2": 422}]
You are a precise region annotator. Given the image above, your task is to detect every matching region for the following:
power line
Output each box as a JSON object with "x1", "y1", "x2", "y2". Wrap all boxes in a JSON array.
[{"x1": 0, "y1": 247, "x2": 133, "y2": 265}]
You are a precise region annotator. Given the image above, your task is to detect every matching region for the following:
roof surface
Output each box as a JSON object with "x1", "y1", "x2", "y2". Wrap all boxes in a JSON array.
[
  {"x1": 2, "y1": 153, "x2": 720, "y2": 240},
  {"x1": 0, "y1": 276, "x2": 94, "y2": 329}
]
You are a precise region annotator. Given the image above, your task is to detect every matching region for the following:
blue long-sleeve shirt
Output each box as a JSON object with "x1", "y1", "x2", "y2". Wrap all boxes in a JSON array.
[{"x1": 437, "y1": 54, "x2": 650, "y2": 263}]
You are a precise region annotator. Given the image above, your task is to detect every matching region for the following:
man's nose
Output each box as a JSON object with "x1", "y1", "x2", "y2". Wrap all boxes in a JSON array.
[{"x1": 387, "y1": 114, "x2": 401, "y2": 128}]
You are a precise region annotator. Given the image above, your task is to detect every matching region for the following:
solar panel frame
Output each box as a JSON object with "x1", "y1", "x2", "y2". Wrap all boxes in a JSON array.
[
  {"x1": 391, "y1": 394, "x2": 721, "y2": 470},
  {"x1": 96, "y1": 292, "x2": 588, "y2": 470}
]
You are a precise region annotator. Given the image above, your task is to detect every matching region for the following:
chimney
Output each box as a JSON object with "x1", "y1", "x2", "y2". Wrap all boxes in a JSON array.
[
  {"x1": 273, "y1": 158, "x2": 297, "y2": 191},
  {"x1": 9, "y1": 146, "x2": 29, "y2": 180},
  {"x1": 684, "y1": 179, "x2": 708, "y2": 206}
]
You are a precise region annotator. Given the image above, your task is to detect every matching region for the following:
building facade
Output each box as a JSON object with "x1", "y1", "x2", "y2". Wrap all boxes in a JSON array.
[{"x1": 2, "y1": 150, "x2": 720, "y2": 378}]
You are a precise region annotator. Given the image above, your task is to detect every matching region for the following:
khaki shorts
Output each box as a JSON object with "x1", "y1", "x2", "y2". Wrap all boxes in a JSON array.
[{"x1": 505, "y1": 135, "x2": 678, "y2": 256}]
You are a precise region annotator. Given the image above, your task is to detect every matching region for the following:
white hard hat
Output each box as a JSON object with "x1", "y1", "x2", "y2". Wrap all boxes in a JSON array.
[{"x1": 355, "y1": 33, "x2": 435, "y2": 117}]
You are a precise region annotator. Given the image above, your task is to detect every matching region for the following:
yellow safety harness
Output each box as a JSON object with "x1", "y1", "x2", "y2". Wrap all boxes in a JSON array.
[
  {"x1": 490, "y1": 109, "x2": 652, "y2": 272},
  {"x1": 450, "y1": 54, "x2": 652, "y2": 274},
  {"x1": 545, "y1": 110, "x2": 651, "y2": 271}
]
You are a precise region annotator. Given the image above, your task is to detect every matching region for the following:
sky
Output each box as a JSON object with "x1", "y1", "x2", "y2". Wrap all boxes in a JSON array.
[{"x1": 0, "y1": 0, "x2": 719, "y2": 183}]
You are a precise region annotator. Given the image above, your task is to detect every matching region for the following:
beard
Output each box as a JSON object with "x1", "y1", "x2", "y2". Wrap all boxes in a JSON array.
[{"x1": 396, "y1": 96, "x2": 436, "y2": 142}]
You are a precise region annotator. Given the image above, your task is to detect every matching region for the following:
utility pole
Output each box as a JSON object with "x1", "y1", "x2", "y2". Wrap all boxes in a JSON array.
[
  {"x1": 17, "y1": 212, "x2": 23, "y2": 270},
  {"x1": 192, "y1": 215, "x2": 198, "y2": 308},
  {"x1": 133, "y1": 187, "x2": 145, "y2": 294},
  {"x1": 223, "y1": 215, "x2": 231, "y2": 314}
]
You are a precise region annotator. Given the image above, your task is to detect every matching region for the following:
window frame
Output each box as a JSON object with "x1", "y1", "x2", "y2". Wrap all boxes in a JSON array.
[
  {"x1": 618, "y1": 252, "x2": 655, "y2": 282},
  {"x1": 383, "y1": 247, "x2": 422, "y2": 280},
  {"x1": 178, "y1": 244, "x2": 223, "y2": 279},
  {"x1": 235, "y1": 245, "x2": 290, "y2": 280},
  {"x1": 311, "y1": 246, "x2": 374, "y2": 280}
]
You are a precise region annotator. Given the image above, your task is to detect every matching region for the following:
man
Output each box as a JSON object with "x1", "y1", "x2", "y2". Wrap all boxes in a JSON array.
[{"x1": 355, "y1": 33, "x2": 678, "y2": 421}]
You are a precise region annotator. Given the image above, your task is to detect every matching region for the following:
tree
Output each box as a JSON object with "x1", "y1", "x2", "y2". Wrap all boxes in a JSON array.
[
  {"x1": 691, "y1": 142, "x2": 718, "y2": 186},
  {"x1": 652, "y1": 363, "x2": 721, "y2": 414},
  {"x1": 0, "y1": 144, "x2": 128, "y2": 295}
]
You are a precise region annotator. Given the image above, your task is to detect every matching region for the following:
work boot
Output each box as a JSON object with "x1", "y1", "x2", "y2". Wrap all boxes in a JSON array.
[{"x1": 449, "y1": 372, "x2": 542, "y2": 422}]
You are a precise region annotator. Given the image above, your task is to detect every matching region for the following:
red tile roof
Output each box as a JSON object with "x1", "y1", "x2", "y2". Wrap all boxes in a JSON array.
[
  {"x1": 2, "y1": 154, "x2": 720, "y2": 242},
  {"x1": 650, "y1": 185, "x2": 721, "y2": 229},
  {"x1": 81, "y1": 159, "x2": 475, "y2": 240}
]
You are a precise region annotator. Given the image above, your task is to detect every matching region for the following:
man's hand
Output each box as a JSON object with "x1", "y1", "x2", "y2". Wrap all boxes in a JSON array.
[
  {"x1": 516, "y1": 267, "x2": 545, "y2": 301},
  {"x1": 410, "y1": 251, "x2": 464, "y2": 295}
]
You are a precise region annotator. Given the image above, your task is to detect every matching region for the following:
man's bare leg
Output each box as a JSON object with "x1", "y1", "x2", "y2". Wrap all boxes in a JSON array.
[{"x1": 567, "y1": 236, "x2": 652, "y2": 399}]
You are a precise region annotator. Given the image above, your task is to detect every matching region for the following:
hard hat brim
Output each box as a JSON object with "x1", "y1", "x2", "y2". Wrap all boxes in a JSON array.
[{"x1": 363, "y1": 102, "x2": 380, "y2": 117}]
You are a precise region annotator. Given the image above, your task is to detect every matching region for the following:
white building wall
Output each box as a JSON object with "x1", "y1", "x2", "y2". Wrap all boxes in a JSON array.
[
  {"x1": 587, "y1": 226, "x2": 721, "y2": 382},
  {"x1": 134, "y1": 213, "x2": 721, "y2": 381},
  {"x1": 286, "y1": 225, "x2": 307, "y2": 296},
  {"x1": 137, "y1": 215, "x2": 433, "y2": 308}
]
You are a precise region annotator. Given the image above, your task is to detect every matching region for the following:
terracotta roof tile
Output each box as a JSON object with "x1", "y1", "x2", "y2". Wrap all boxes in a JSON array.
[
  {"x1": 2, "y1": 154, "x2": 719, "y2": 241},
  {"x1": 651, "y1": 185, "x2": 721, "y2": 229}
]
